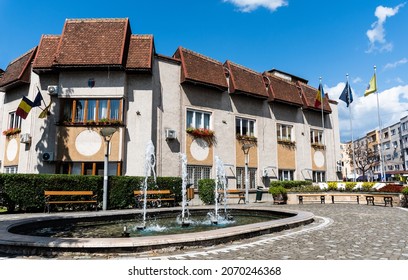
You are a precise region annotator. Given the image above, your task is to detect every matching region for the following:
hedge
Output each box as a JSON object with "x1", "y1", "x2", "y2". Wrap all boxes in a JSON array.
[
  {"x1": 0, "y1": 174, "x2": 182, "y2": 212},
  {"x1": 270, "y1": 180, "x2": 312, "y2": 189}
]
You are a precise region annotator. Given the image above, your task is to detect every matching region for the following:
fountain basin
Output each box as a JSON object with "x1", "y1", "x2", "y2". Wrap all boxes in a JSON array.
[{"x1": 0, "y1": 206, "x2": 314, "y2": 256}]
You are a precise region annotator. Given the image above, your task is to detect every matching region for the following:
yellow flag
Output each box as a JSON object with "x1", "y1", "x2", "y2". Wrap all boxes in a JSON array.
[
  {"x1": 38, "y1": 102, "x2": 52, "y2": 118},
  {"x1": 364, "y1": 73, "x2": 377, "y2": 96}
]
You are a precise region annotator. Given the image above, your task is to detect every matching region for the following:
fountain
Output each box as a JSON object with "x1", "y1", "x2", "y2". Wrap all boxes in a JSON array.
[
  {"x1": 207, "y1": 156, "x2": 229, "y2": 224},
  {"x1": 137, "y1": 140, "x2": 157, "y2": 230},
  {"x1": 179, "y1": 153, "x2": 191, "y2": 226}
]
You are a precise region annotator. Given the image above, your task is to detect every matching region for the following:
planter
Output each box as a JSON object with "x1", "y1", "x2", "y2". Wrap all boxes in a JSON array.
[{"x1": 186, "y1": 128, "x2": 216, "y2": 147}]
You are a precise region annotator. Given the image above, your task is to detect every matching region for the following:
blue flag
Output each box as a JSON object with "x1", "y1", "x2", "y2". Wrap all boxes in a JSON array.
[{"x1": 339, "y1": 82, "x2": 353, "y2": 107}]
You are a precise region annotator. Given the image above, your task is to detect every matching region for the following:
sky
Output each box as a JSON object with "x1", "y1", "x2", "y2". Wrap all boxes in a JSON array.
[{"x1": 1, "y1": 0, "x2": 407, "y2": 142}]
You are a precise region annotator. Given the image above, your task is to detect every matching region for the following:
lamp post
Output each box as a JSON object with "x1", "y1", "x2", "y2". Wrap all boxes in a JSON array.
[
  {"x1": 242, "y1": 143, "x2": 254, "y2": 203},
  {"x1": 100, "y1": 127, "x2": 118, "y2": 211}
]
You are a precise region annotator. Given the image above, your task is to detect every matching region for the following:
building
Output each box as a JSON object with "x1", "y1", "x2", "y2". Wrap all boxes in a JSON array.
[
  {"x1": 0, "y1": 18, "x2": 341, "y2": 190},
  {"x1": 341, "y1": 117, "x2": 408, "y2": 182}
]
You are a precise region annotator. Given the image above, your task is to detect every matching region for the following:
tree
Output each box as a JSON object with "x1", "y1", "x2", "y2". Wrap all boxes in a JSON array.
[{"x1": 346, "y1": 140, "x2": 379, "y2": 180}]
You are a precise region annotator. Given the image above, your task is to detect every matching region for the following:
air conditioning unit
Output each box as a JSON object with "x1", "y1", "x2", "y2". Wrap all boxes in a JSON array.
[
  {"x1": 47, "y1": 85, "x2": 58, "y2": 95},
  {"x1": 20, "y1": 133, "x2": 31, "y2": 144},
  {"x1": 165, "y1": 129, "x2": 177, "y2": 140},
  {"x1": 41, "y1": 152, "x2": 54, "y2": 162}
]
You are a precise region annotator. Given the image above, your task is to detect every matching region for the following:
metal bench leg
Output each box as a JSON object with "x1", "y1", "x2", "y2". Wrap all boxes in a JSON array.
[{"x1": 298, "y1": 196, "x2": 303, "y2": 204}]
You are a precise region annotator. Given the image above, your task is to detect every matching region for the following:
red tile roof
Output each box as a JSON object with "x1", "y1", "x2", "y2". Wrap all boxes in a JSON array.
[
  {"x1": 32, "y1": 35, "x2": 61, "y2": 70},
  {"x1": 173, "y1": 47, "x2": 228, "y2": 91},
  {"x1": 0, "y1": 47, "x2": 37, "y2": 90},
  {"x1": 126, "y1": 35, "x2": 154, "y2": 71},
  {"x1": 298, "y1": 82, "x2": 332, "y2": 113},
  {"x1": 53, "y1": 18, "x2": 131, "y2": 67},
  {"x1": 224, "y1": 60, "x2": 268, "y2": 99},
  {"x1": 264, "y1": 72, "x2": 304, "y2": 107}
]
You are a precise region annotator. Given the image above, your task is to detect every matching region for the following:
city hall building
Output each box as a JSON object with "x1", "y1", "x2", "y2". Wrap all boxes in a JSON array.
[{"x1": 0, "y1": 18, "x2": 341, "y2": 190}]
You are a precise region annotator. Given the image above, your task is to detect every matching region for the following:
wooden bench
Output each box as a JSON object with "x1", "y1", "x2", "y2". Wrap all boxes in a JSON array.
[
  {"x1": 297, "y1": 194, "x2": 326, "y2": 204},
  {"x1": 365, "y1": 195, "x2": 393, "y2": 207},
  {"x1": 218, "y1": 189, "x2": 246, "y2": 204},
  {"x1": 330, "y1": 193, "x2": 361, "y2": 204},
  {"x1": 134, "y1": 190, "x2": 175, "y2": 208},
  {"x1": 44, "y1": 190, "x2": 98, "y2": 213}
]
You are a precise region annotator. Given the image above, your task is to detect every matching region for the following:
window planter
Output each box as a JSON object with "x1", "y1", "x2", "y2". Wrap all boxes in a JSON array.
[
  {"x1": 311, "y1": 143, "x2": 325, "y2": 150},
  {"x1": 277, "y1": 139, "x2": 296, "y2": 146},
  {"x1": 236, "y1": 134, "x2": 258, "y2": 146},
  {"x1": 186, "y1": 128, "x2": 216, "y2": 147},
  {"x1": 2, "y1": 128, "x2": 21, "y2": 137}
]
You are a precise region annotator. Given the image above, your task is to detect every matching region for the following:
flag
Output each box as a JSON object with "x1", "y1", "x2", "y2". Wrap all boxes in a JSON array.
[
  {"x1": 39, "y1": 101, "x2": 52, "y2": 119},
  {"x1": 339, "y1": 81, "x2": 353, "y2": 107},
  {"x1": 364, "y1": 73, "x2": 377, "y2": 96},
  {"x1": 32, "y1": 90, "x2": 43, "y2": 107},
  {"x1": 16, "y1": 96, "x2": 34, "y2": 119},
  {"x1": 314, "y1": 83, "x2": 324, "y2": 108}
]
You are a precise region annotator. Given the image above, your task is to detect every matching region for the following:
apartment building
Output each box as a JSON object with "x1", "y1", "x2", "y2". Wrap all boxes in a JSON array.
[{"x1": 0, "y1": 18, "x2": 341, "y2": 189}]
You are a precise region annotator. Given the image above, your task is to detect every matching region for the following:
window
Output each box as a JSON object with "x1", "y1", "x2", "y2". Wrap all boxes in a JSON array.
[
  {"x1": 8, "y1": 112, "x2": 21, "y2": 129},
  {"x1": 58, "y1": 162, "x2": 119, "y2": 175},
  {"x1": 313, "y1": 171, "x2": 326, "y2": 182},
  {"x1": 186, "y1": 110, "x2": 211, "y2": 129},
  {"x1": 63, "y1": 99, "x2": 123, "y2": 123},
  {"x1": 391, "y1": 129, "x2": 396, "y2": 136},
  {"x1": 236, "y1": 167, "x2": 257, "y2": 189},
  {"x1": 310, "y1": 129, "x2": 323, "y2": 144},
  {"x1": 236, "y1": 117, "x2": 255, "y2": 136},
  {"x1": 4, "y1": 166, "x2": 18, "y2": 174},
  {"x1": 278, "y1": 169, "x2": 294, "y2": 181},
  {"x1": 187, "y1": 165, "x2": 212, "y2": 189},
  {"x1": 277, "y1": 124, "x2": 293, "y2": 141},
  {"x1": 383, "y1": 141, "x2": 390, "y2": 150}
]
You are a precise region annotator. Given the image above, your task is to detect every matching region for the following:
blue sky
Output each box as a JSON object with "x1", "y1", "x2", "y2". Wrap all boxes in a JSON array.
[{"x1": 1, "y1": 0, "x2": 407, "y2": 142}]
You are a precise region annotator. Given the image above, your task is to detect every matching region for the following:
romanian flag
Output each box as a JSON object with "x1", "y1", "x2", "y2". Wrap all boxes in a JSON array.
[
  {"x1": 314, "y1": 83, "x2": 324, "y2": 108},
  {"x1": 16, "y1": 96, "x2": 34, "y2": 119},
  {"x1": 364, "y1": 73, "x2": 377, "y2": 96}
]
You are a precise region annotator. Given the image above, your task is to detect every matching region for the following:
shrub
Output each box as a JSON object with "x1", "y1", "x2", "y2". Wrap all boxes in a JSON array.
[
  {"x1": 287, "y1": 185, "x2": 321, "y2": 192},
  {"x1": 361, "y1": 182, "x2": 375, "y2": 192},
  {"x1": 268, "y1": 185, "x2": 288, "y2": 203},
  {"x1": 327, "y1": 181, "x2": 338, "y2": 191},
  {"x1": 270, "y1": 180, "x2": 312, "y2": 189},
  {"x1": 402, "y1": 187, "x2": 408, "y2": 195},
  {"x1": 198, "y1": 179, "x2": 216, "y2": 205},
  {"x1": 378, "y1": 184, "x2": 404, "y2": 193},
  {"x1": 345, "y1": 182, "x2": 357, "y2": 191}
]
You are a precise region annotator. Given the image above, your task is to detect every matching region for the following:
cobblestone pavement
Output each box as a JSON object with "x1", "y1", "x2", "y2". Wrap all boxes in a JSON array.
[
  {"x1": 1, "y1": 204, "x2": 408, "y2": 260},
  {"x1": 146, "y1": 204, "x2": 408, "y2": 260}
]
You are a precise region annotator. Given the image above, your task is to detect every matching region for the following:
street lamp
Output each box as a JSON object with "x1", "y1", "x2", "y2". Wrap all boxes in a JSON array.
[
  {"x1": 100, "y1": 127, "x2": 118, "y2": 211},
  {"x1": 242, "y1": 143, "x2": 255, "y2": 203}
]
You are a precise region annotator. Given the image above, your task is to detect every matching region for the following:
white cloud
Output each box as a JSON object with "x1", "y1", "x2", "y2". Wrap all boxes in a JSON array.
[
  {"x1": 352, "y1": 77, "x2": 362, "y2": 84},
  {"x1": 328, "y1": 83, "x2": 408, "y2": 142},
  {"x1": 223, "y1": 0, "x2": 288, "y2": 12},
  {"x1": 366, "y1": 3, "x2": 405, "y2": 53},
  {"x1": 384, "y1": 58, "x2": 408, "y2": 70}
]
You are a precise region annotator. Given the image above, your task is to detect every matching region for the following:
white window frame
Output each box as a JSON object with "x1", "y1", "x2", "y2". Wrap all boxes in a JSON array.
[
  {"x1": 277, "y1": 124, "x2": 293, "y2": 141},
  {"x1": 235, "y1": 117, "x2": 255, "y2": 136},
  {"x1": 8, "y1": 111, "x2": 21, "y2": 129},
  {"x1": 187, "y1": 165, "x2": 212, "y2": 189},
  {"x1": 186, "y1": 109, "x2": 211, "y2": 129},
  {"x1": 278, "y1": 169, "x2": 294, "y2": 181},
  {"x1": 310, "y1": 129, "x2": 324, "y2": 145}
]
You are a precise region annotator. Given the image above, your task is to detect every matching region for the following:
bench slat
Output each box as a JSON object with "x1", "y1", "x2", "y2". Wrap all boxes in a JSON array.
[{"x1": 45, "y1": 191, "x2": 94, "y2": 196}]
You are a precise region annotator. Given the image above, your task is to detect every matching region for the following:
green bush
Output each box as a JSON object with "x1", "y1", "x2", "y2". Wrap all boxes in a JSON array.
[
  {"x1": 327, "y1": 181, "x2": 338, "y2": 191},
  {"x1": 345, "y1": 182, "x2": 357, "y2": 191},
  {"x1": 198, "y1": 179, "x2": 216, "y2": 205},
  {"x1": 361, "y1": 182, "x2": 375, "y2": 192},
  {"x1": 0, "y1": 174, "x2": 182, "y2": 212},
  {"x1": 402, "y1": 187, "x2": 408, "y2": 195},
  {"x1": 270, "y1": 180, "x2": 312, "y2": 189}
]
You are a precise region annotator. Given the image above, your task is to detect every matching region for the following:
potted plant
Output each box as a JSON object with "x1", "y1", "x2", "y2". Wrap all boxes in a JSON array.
[
  {"x1": 186, "y1": 127, "x2": 216, "y2": 146},
  {"x1": 402, "y1": 187, "x2": 408, "y2": 208},
  {"x1": 2, "y1": 127, "x2": 21, "y2": 137},
  {"x1": 268, "y1": 184, "x2": 288, "y2": 204}
]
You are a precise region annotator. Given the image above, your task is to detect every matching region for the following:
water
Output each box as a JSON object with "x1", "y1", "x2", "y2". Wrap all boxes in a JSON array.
[
  {"x1": 179, "y1": 153, "x2": 191, "y2": 225},
  {"x1": 140, "y1": 140, "x2": 157, "y2": 228},
  {"x1": 19, "y1": 211, "x2": 279, "y2": 238}
]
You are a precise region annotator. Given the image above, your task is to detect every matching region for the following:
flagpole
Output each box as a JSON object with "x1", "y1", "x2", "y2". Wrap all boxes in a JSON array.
[
  {"x1": 346, "y1": 74, "x2": 357, "y2": 182},
  {"x1": 319, "y1": 77, "x2": 327, "y2": 181},
  {"x1": 374, "y1": 66, "x2": 386, "y2": 181}
]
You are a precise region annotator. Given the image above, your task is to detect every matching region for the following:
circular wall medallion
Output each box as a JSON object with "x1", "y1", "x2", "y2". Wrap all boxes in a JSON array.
[
  {"x1": 75, "y1": 130, "x2": 102, "y2": 156},
  {"x1": 313, "y1": 150, "x2": 325, "y2": 168},
  {"x1": 6, "y1": 138, "x2": 18, "y2": 161},
  {"x1": 190, "y1": 138, "x2": 209, "y2": 161}
]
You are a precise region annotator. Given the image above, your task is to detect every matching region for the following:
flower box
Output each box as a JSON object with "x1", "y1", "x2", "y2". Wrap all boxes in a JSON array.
[
  {"x1": 2, "y1": 128, "x2": 21, "y2": 137},
  {"x1": 186, "y1": 127, "x2": 216, "y2": 146}
]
